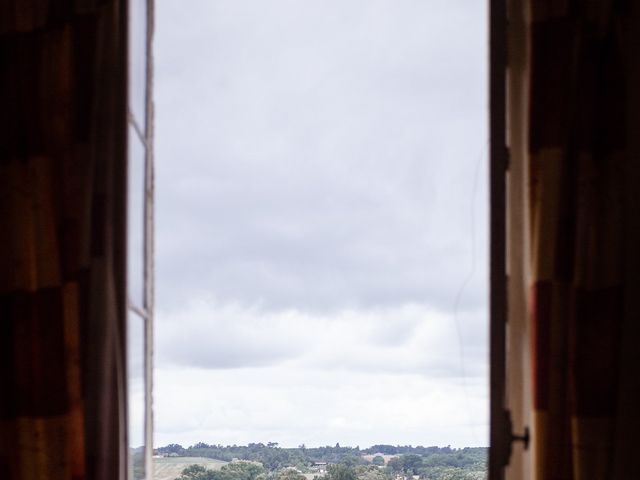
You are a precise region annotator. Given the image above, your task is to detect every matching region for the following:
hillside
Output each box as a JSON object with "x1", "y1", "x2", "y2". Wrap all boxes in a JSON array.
[
  {"x1": 153, "y1": 456, "x2": 227, "y2": 480},
  {"x1": 152, "y1": 444, "x2": 487, "y2": 480}
]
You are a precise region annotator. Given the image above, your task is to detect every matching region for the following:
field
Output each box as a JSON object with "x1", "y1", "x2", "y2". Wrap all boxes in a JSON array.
[
  {"x1": 153, "y1": 456, "x2": 228, "y2": 480},
  {"x1": 361, "y1": 454, "x2": 397, "y2": 464}
]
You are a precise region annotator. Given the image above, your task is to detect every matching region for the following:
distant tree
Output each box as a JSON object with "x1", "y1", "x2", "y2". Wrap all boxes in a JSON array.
[
  {"x1": 340, "y1": 456, "x2": 360, "y2": 468},
  {"x1": 161, "y1": 443, "x2": 185, "y2": 455},
  {"x1": 402, "y1": 455, "x2": 423, "y2": 475},
  {"x1": 175, "y1": 461, "x2": 268, "y2": 480},
  {"x1": 277, "y1": 469, "x2": 306, "y2": 480},
  {"x1": 177, "y1": 465, "x2": 216, "y2": 480},
  {"x1": 356, "y1": 466, "x2": 389, "y2": 480},
  {"x1": 364, "y1": 446, "x2": 398, "y2": 456},
  {"x1": 221, "y1": 461, "x2": 265, "y2": 480},
  {"x1": 371, "y1": 457, "x2": 385, "y2": 467},
  {"x1": 192, "y1": 443, "x2": 212, "y2": 450},
  {"x1": 387, "y1": 458, "x2": 403, "y2": 474},
  {"x1": 326, "y1": 464, "x2": 357, "y2": 480}
]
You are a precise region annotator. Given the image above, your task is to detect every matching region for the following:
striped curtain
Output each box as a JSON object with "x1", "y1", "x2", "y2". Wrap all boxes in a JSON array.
[
  {"x1": 528, "y1": 1, "x2": 640, "y2": 479},
  {"x1": 0, "y1": 2, "x2": 127, "y2": 480}
]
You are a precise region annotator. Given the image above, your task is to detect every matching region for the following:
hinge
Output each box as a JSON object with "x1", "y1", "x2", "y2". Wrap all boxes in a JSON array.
[{"x1": 499, "y1": 409, "x2": 530, "y2": 467}]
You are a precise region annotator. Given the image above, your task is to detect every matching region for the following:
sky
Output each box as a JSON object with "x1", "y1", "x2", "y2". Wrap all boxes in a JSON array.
[{"x1": 150, "y1": 0, "x2": 488, "y2": 449}]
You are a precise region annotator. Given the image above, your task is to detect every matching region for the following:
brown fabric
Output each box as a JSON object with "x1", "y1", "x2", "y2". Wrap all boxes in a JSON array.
[
  {"x1": 527, "y1": 1, "x2": 640, "y2": 479},
  {"x1": 0, "y1": 2, "x2": 127, "y2": 480}
]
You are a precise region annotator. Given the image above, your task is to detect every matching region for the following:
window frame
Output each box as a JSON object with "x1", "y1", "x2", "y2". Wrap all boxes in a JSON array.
[
  {"x1": 126, "y1": 0, "x2": 155, "y2": 478},
  {"x1": 488, "y1": 0, "x2": 509, "y2": 479},
  {"x1": 124, "y1": 2, "x2": 510, "y2": 478}
]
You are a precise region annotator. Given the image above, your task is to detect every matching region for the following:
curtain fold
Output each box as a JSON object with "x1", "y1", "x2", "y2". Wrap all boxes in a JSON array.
[
  {"x1": 526, "y1": 1, "x2": 639, "y2": 479},
  {"x1": 0, "y1": 2, "x2": 127, "y2": 480}
]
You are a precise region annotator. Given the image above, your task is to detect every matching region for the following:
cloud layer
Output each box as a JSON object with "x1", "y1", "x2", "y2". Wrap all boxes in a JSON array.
[
  {"x1": 154, "y1": 366, "x2": 488, "y2": 449},
  {"x1": 155, "y1": 0, "x2": 488, "y2": 313},
  {"x1": 152, "y1": 0, "x2": 489, "y2": 448},
  {"x1": 157, "y1": 300, "x2": 487, "y2": 378}
]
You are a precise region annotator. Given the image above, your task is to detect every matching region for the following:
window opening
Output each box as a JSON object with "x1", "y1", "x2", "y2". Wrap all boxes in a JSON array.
[{"x1": 145, "y1": 2, "x2": 490, "y2": 480}]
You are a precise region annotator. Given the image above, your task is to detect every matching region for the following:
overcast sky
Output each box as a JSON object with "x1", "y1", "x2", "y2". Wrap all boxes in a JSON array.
[{"x1": 151, "y1": 0, "x2": 488, "y2": 449}]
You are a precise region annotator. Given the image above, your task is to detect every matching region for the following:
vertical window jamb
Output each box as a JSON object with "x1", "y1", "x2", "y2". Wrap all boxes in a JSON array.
[
  {"x1": 143, "y1": 0, "x2": 155, "y2": 477},
  {"x1": 489, "y1": 0, "x2": 508, "y2": 478}
]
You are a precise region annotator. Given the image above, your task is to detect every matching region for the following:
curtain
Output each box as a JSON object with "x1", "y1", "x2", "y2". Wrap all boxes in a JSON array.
[
  {"x1": 0, "y1": 2, "x2": 127, "y2": 480},
  {"x1": 527, "y1": 1, "x2": 640, "y2": 479}
]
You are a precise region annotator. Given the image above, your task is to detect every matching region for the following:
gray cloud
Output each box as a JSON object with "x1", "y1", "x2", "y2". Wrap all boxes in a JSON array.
[
  {"x1": 154, "y1": 366, "x2": 488, "y2": 448},
  {"x1": 156, "y1": 301, "x2": 488, "y2": 381},
  {"x1": 156, "y1": 301, "x2": 305, "y2": 369},
  {"x1": 155, "y1": 0, "x2": 488, "y2": 311},
  {"x1": 152, "y1": 0, "x2": 488, "y2": 447}
]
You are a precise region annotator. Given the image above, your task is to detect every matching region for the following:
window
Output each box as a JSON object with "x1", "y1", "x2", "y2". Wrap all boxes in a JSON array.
[
  {"x1": 127, "y1": 0, "x2": 155, "y2": 479},
  {"x1": 153, "y1": 2, "x2": 489, "y2": 479}
]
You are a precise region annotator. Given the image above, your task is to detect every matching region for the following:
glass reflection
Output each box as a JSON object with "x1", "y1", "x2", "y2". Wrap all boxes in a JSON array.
[
  {"x1": 128, "y1": 126, "x2": 146, "y2": 309},
  {"x1": 128, "y1": 310, "x2": 146, "y2": 480},
  {"x1": 129, "y1": 0, "x2": 148, "y2": 129}
]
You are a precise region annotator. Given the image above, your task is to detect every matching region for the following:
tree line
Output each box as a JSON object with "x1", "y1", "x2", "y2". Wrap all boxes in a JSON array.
[{"x1": 157, "y1": 443, "x2": 487, "y2": 480}]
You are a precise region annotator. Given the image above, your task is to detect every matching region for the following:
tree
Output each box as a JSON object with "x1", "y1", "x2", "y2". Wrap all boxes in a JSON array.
[
  {"x1": 326, "y1": 464, "x2": 357, "y2": 480},
  {"x1": 402, "y1": 455, "x2": 423, "y2": 475},
  {"x1": 221, "y1": 461, "x2": 266, "y2": 480},
  {"x1": 192, "y1": 443, "x2": 212, "y2": 449},
  {"x1": 356, "y1": 466, "x2": 390, "y2": 480},
  {"x1": 340, "y1": 456, "x2": 360, "y2": 468},
  {"x1": 161, "y1": 443, "x2": 185, "y2": 455},
  {"x1": 277, "y1": 469, "x2": 306, "y2": 480},
  {"x1": 177, "y1": 461, "x2": 267, "y2": 480},
  {"x1": 177, "y1": 465, "x2": 217, "y2": 480},
  {"x1": 371, "y1": 457, "x2": 385, "y2": 467},
  {"x1": 387, "y1": 458, "x2": 403, "y2": 474}
]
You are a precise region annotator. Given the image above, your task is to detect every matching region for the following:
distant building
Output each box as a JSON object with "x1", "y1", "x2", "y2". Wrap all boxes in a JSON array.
[{"x1": 313, "y1": 462, "x2": 328, "y2": 473}]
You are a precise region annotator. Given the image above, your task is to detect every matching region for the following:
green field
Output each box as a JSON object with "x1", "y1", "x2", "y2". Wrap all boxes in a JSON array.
[{"x1": 153, "y1": 456, "x2": 228, "y2": 480}]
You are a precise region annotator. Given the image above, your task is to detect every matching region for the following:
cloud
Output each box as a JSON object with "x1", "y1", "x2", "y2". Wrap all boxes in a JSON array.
[
  {"x1": 156, "y1": 301, "x2": 305, "y2": 369},
  {"x1": 153, "y1": 366, "x2": 488, "y2": 449},
  {"x1": 150, "y1": 0, "x2": 489, "y2": 448},
  {"x1": 155, "y1": 0, "x2": 488, "y2": 314},
  {"x1": 157, "y1": 300, "x2": 488, "y2": 380}
]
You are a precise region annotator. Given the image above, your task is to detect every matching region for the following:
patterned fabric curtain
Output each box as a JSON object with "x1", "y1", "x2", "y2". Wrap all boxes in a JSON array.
[
  {"x1": 0, "y1": 2, "x2": 127, "y2": 480},
  {"x1": 528, "y1": 1, "x2": 640, "y2": 479}
]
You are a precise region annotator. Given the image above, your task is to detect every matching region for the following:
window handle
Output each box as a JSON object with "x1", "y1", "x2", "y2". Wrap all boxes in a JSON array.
[
  {"x1": 498, "y1": 409, "x2": 530, "y2": 468},
  {"x1": 510, "y1": 425, "x2": 530, "y2": 451}
]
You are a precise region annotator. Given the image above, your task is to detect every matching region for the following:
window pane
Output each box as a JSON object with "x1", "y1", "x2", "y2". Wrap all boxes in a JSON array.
[
  {"x1": 129, "y1": 0, "x2": 148, "y2": 130},
  {"x1": 128, "y1": 309, "x2": 147, "y2": 480},
  {"x1": 128, "y1": 125, "x2": 146, "y2": 309}
]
